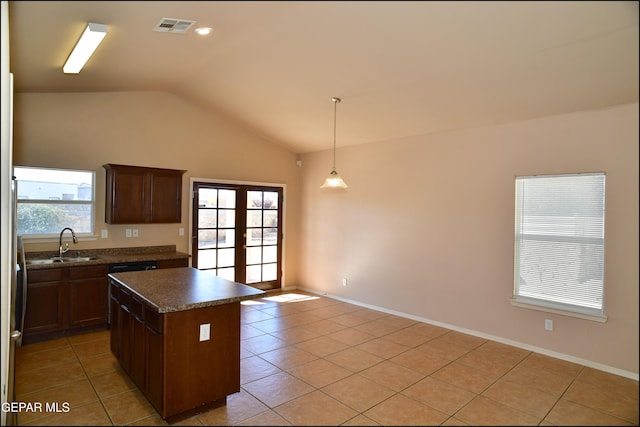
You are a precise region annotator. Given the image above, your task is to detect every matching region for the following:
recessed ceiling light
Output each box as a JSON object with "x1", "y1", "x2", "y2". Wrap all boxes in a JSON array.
[{"x1": 194, "y1": 27, "x2": 213, "y2": 36}]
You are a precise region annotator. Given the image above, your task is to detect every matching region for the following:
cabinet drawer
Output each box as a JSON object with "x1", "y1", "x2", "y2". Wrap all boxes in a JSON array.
[
  {"x1": 27, "y1": 268, "x2": 64, "y2": 283},
  {"x1": 158, "y1": 258, "x2": 188, "y2": 269},
  {"x1": 110, "y1": 282, "x2": 121, "y2": 303},
  {"x1": 69, "y1": 265, "x2": 108, "y2": 280},
  {"x1": 130, "y1": 295, "x2": 144, "y2": 319},
  {"x1": 144, "y1": 306, "x2": 163, "y2": 333},
  {"x1": 119, "y1": 287, "x2": 132, "y2": 309}
]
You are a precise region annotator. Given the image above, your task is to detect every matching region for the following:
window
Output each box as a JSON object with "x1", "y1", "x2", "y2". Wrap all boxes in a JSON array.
[
  {"x1": 513, "y1": 173, "x2": 606, "y2": 319},
  {"x1": 14, "y1": 166, "x2": 96, "y2": 236}
]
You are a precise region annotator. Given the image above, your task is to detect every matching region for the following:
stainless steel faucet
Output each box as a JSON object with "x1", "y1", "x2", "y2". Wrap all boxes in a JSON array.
[{"x1": 59, "y1": 227, "x2": 78, "y2": 259}]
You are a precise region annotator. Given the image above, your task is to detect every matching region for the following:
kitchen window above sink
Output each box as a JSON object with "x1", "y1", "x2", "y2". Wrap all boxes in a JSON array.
[{"x1": 14, "y1": 166, "x2": 96, "y2": 237}]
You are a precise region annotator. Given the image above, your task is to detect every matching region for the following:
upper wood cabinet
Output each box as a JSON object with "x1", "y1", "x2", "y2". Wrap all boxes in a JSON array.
[{"x1": 103, "y1": 164, "x2": 186, "y2": 224}]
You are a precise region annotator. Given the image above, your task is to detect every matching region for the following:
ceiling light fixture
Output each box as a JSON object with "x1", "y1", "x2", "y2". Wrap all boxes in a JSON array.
[
  {"x1": 194, "y1": 27, "x2": 213, "y2": 36},
  {"x1": 63, "y1": 22, "x2": 108, "y2": 74},
  {"x1": 320, "y1": 97, "x2": 349, "y2": 189}
]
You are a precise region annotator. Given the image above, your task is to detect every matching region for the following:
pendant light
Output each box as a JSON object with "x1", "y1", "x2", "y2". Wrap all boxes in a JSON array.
[{"x1": 320, "y1": 97, "x2": 349, "y2": 189}]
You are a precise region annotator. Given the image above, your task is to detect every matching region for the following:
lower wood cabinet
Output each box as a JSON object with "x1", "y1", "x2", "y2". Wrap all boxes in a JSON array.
[
  {"x1": 24, "y1": 258, "x2": 188, "y2": 345},
  {"x1": 109, "y1": 278, "x2": 240, "y2": 421},
  {"x1": 24, "y1": 265, "x2": 108, "y2": 343}
]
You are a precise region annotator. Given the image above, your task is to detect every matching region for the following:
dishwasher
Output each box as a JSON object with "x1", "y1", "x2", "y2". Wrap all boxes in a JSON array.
[{"x1": 107, "y1": 260, "x2": 159, "y2": 326}]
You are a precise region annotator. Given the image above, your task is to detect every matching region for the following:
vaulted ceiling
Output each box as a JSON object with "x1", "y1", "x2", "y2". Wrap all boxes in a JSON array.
[{"x1": 8, "y1": 1, "x2": 639, "y2": 153}]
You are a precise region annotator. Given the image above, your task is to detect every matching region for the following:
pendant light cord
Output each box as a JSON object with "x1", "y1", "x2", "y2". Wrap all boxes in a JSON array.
[{"x1": 332, "y1": 97, "x2": 341, "y2": 170}]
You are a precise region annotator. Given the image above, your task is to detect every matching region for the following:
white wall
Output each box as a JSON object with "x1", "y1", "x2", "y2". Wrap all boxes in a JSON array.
[
  {"x1": 13, "y1": 91, "x2": 303, "y2": 287},
  {"x1": 300, "y1": 103, "x2": 639, "y2": 377}
]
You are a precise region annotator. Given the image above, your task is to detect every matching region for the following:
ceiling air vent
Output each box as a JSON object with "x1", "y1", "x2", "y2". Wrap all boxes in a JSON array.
[{"x1": 153, "y1": 18, "x2": 196, "y2": 34}]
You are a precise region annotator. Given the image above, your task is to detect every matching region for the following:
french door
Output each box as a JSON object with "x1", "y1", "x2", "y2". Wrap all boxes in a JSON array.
[{"x1": 191, "y1": 182, "x2": 283, "y2": 290}]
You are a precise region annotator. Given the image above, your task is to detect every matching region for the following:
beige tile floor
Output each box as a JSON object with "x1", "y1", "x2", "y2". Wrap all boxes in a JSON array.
[{"x1": 13, "y1": 290, "x2": 639, "y2": 426}]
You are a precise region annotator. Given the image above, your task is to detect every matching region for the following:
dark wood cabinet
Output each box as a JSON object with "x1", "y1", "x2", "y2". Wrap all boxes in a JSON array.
[
  {"x1": 23, "y1": 268, "x2": 66, "y2": 336},
  {"x1": 157, "y1": 258, "x2": 189, "y2": 269},
  {"x1": 109, "y1": 276, "x2": 240, "y2": 421},
  {"x1": 24, "y1": 265, "x2": 108, "y2": 343},
  {"x1": 68, "y1": 265, "x2": 108, "y2": 328},
  {"x1": 103, "y1": 164, "x2": 186, "y2": 224}
]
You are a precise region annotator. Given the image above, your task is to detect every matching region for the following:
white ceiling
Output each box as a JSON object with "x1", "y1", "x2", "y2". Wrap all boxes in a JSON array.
[{"x1": 8, "y1": 1, "x2": 639, "y2": 154}]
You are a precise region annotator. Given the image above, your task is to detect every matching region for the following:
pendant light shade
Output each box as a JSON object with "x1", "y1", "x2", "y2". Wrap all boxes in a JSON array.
[{"x1": 320, "y1": 97, "x2": 348, "y2": 189}]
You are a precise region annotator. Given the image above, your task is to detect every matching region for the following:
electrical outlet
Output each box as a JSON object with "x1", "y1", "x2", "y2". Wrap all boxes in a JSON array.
[
  {"x1": 179, "y1": 227, "x2": 184, "y2": 236},
  {"x1": 101, "y1": 229, "x2": 108, "y2": 238},
  {"x1": 545, "y1": 319, "x2": 553, "y2": 331},
  {"x1": 342, "y1": 278, "x2": 347, "y2": 287},
  {"x1": 199, "y1": 323, "x2": 211, "y2": 341},
  {"x1": 125, "y1": 229, "x2": 132, "y2": 238},
  {"x1": 132, "y1": 228, "x2": 139, "y2": 237}
]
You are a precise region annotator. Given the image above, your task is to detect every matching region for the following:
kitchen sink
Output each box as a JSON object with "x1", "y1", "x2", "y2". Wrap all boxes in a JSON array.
[{"x1": 26, "y1": 256, "x2": 99, "y2": 265}]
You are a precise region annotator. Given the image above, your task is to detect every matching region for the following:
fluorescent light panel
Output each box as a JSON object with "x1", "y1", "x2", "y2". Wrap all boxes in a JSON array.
[{"x1": 63, "y1": 22, "x2": 108, "y2": 74}]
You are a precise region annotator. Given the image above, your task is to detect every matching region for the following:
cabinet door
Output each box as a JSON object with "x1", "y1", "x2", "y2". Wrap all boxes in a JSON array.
[
  {"x1": 118, "y1": 300, "x2": 133, "y2": 374},
  {"x1": 105, "y1": 166, "x2": 146, "y2": 224},
  {"x1": 149, "y1": 170, "x2": 183, "y2": 223},
  {"x1": 68, "y1": 277, "x2": 108, "y2": 328},
  {"x1": 24, "y1": 269, "x2": 67, "y2": 337},
  {"x1": 110, "y1": 294, "x2": 120, "y2": 358},
  {"x1": 129, "y1": 295, "x2": 146, "y2": 389},
  {"x1": 145, "y1": 324, "x2": 164, "y2": 412}
]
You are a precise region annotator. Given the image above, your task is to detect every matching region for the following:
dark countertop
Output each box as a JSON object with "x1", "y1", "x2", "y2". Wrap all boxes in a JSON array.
[
  {"x1": 109, "y1": 267, "x2": 266, "y2": 313},
  {"x1": 22, "y1": 245, "x2": 190, "y2": 270}
]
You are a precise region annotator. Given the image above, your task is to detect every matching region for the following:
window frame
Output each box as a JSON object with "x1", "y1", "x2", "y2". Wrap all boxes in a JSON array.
[
  {"x1": 510, "y1": 172, "x2": 607, "y2": 322},
  {"x1": 14, "y1": 165, "x2": 97, "y2": 239}
]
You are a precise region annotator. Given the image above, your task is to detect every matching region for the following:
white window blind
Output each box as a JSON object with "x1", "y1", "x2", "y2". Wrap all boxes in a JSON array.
[{"x1": 514, "y1": 173, "x2": 605, "y2": 317}]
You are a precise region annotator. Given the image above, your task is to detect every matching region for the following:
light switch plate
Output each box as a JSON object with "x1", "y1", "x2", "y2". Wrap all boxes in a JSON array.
[{"x1": 199, "y1": 323, "x2": 210, "y2": 341}]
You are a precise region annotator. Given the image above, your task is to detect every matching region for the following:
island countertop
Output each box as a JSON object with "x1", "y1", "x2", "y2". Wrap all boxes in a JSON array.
[{"x1": 108, "y1": 267, "x2": 266, "y2": 313}]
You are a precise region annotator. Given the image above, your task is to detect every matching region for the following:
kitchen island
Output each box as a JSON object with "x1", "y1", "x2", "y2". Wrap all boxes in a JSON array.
[{"x1": 107, "y1": 267, "x2": 265, "y2": 423}]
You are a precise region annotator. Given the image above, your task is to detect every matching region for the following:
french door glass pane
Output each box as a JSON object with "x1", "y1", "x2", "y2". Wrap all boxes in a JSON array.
[
  {"x1": 264, "y1": 192, "x2": 278, "y2": 209},
  {"x1": 198, "y1": 249, "x2": 217, "y2": 269},
  {"x1": 247, "y1": 211, "x2": 262, "y2": 227},
  {"x1": 263, "y1": 246, "x2": 277, "y2": 263},
  {"x1": 247, "y1": 229, "x2": 262, "y2": 246},
  {"x1": 264, "y1": 228, "x2": 277, "y2": 244},
  {"x1": 217, "y1": 229, "x2": 235, "y2": 248},
  {"x1": 218, "y1": 209, "x2": 235, "y2": 227},
  {"x1": 199, "y1": 209, "x2": 217, "y2": 227},
  {"x1": 247, "y1": 191, "x2": 263, "y2": 208},
  {"x1": 219, "y1": 190, "x2": 235, "y2": 208},
  {"x1": 198, "y1": 188, "x2": 217, "y2": 207},
  {"x1": 264, "y1": 210, "x2": 277, "y2": 227},
  {"x1": 198, "y1": 230, "x2": 216, "y2": 249},
  {"x1": 263, "y1": 263, "x2": 277, "y2": 281},
  {"x1": 217, "y1": 248, "x2": 235, "y2": 268},
  {"x1": 246, "y1": 265, "x2": 261, "y2": 283},
  {"x1": 246, "y1": 247, "x2": 262, "y2": 264}
]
